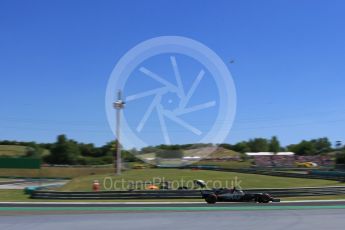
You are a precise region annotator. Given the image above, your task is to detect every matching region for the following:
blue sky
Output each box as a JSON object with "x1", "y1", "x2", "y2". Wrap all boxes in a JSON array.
[{"x1": 1, "y1": 0, "x2": 345, "y2": 147}]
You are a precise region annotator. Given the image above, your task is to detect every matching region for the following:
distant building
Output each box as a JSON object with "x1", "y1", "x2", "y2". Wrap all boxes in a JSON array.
[
  {"x1": 245, "y1": 152, "x2": 295, "y2": 156},
  {"x1": 276, "y1": 152, "x2": 295, "y2": 156}
]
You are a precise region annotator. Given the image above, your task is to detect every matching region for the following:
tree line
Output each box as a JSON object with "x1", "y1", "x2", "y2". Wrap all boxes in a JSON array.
[
  {"x1": 0, "y1": 135, "x2": 344, "y2": 165},
  {"x1": 0, "y1": 134, "x2": 136, "y2": 165},
  {"x1": 219, "y1": 136, "x2": 334, "y2": 155}
]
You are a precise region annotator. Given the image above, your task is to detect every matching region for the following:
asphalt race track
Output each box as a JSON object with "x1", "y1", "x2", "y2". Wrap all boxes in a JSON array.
[
  {"x1": 0, "y1": 201, "x2": 344, "y2": 230},
  {"x1": 1, "y1": 200, "x2": 345, "y2": 207},
  {"x1": 0, "y1": 209, "x2": 345, "y2": 230},
  {"x1": 0, "y1": 179, "x2": 68, "y2": 190}
]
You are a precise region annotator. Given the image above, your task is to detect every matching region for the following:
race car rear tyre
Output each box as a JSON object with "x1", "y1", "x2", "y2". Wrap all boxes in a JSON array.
[
  {"x1": 205, "y1": 194, "x2": 217, "y2": 204},
  {"x1": 263, "y1": 193, "x2": 271, "y2": 203}
]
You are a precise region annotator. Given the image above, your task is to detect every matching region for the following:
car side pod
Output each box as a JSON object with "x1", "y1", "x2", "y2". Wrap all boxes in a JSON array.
[{"x1": 272, "y1": 198, "x2": 281, "y2": 202}]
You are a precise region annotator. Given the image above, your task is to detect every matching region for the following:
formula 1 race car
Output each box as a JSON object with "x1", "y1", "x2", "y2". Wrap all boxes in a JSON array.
[{"x1": 201, "y1": 187, "x2": 280, "y2": 204}]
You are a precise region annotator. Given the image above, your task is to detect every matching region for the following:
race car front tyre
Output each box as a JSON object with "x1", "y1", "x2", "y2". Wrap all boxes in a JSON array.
[{"x1": 258, "y1": 194, "x2": 270, "y2": 203}]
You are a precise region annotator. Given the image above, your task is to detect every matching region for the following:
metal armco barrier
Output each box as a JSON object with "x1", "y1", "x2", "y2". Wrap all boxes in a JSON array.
[
  {"x1": 31, "y1": 186, "x2": 345, "y2": 199},
  {"x1": 31, "y1": 190, "x2": 201, "y2": 199}
]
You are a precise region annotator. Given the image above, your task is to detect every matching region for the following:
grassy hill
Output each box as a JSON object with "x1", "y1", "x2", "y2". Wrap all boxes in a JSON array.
[
  {"x1": 205, "y1": 147, "x2": 241, "y2": 158},
  {"x1": 138, "y1": 147, "x2": 242, "y2": 160},
  {"x1": 0, "y1": 145, "x2": 28, "y2": 157},
  {"x1": 185, "y1": 147, "x2": 241, "y2": 158}
]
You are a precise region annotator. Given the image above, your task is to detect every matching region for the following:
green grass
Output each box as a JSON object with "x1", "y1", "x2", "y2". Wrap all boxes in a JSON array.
[
  {"x1": 0, "y1": 144, "x2": 51, "y2": 158},
  {"x1": 59, "y1": 168, "x2": 341, "y2": 192},
  {"x1": 0, "y1": 145, "x2": 28, "y2": 157},
  {"x1": 0, "y1": 178, "x2": 14, "y2": 182},
  {"x1": 0, "y1": 190, "x2": 30, "y2": 201},
  {"x1": 0, "y1": 166, "x2": 115, "y2": 178}
]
